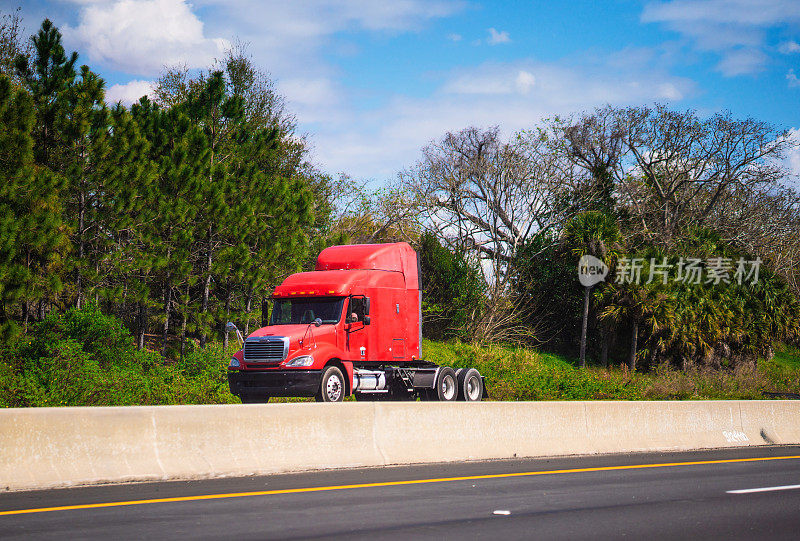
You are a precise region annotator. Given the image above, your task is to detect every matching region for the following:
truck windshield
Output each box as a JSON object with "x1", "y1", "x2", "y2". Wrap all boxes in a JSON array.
[{"x1": 270, "y1": 297, "x2": 345, "y2": 325}]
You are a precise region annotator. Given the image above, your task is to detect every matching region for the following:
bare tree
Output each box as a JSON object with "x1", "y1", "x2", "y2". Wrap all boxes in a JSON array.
[
  {"x1": 617, "y1": 105, "x2": 790, "y2": 242},
  {"x1": 404, "y1": 126, "x2": 591, "y2": 287},
  {"x1": 402, "y1": 126, "x2": 594, "y2": 343},
  {"x1": 323, "y1": 175, "x2": 421, "y2": 244},
  {"x1": 712, "y1": 183, "x2": 800, "y2": 293},
  {"x1": 0, "y1": 8, "x2": 31, "y2": 87},
  {"x1": 559, "y1": 106, "x2": 627, "y2": 212}
]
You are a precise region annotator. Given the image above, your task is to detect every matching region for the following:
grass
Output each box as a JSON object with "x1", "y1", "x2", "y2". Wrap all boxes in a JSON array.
[
  {"x1": 773, "y1": 344, "x2": 800, "y2": 371},
  {"x1": 423, "y1": 339, "x2": 800, "y2": 401}
]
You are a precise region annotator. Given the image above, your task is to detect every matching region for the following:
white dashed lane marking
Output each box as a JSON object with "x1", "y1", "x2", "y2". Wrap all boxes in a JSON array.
[{"x1": 727, "y1": 484, "x2": 800, "y2": 494}]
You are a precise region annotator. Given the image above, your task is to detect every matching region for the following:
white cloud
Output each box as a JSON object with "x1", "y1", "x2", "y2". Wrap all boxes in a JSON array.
[
  {"x1": 515, "y1": 70, "x2": 536, "y2": 94},
  {"x1": 487, "y1": 27, "x2": 511, "y2": 45},
  {"x1": 642, "y1": 0, "x2": 800, "y2": 28},
  {"x1": 442, "y1": 67, "x2": 538, "y2": 95},
  {"x1": 146, "y1": 0, "x2": 466, "y2": 111},
  {"x1": 780, "y1": 128, "x2": 800, "y2": 190},
  {"x1": 716, "y1": 48, "x2": 768, "y2": 76},
  {"x1": 779, "y1": 40, "x2": 800, "y2": 54},
  {"x1": 277, "y1": 77, "x2": 348, "y2": 124},
  {"x1": 311, "y1": 58, "x2": 696, "y2": 180},
  {"x1": 105, "y1": 80, "x2": 155, "y2": 105},
  {"x1": 441, "y1": 61, "x2": 692, "y2": 102},
  {"x1": 63, "y1": 0, "x2": 230, "y2": 76},
  {"x1": 447, "y1": 33, "x2": 462, "y2": 42},
  {"x1": 788, "y1": 69, "x2": 800, "y2": 87},
  {"x1": 190, "y1": 0, "x2": 463, "y2": 72},
  {"x1": 642, "y1": 0, "x2": 800, "y2": 75}
]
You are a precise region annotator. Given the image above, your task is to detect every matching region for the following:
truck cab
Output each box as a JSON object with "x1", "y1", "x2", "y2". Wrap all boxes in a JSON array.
[{"x1": 227, "y1": 243, "x2": 483, "y2": 402}]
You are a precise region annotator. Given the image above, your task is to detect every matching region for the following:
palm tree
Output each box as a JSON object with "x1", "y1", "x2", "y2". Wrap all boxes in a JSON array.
[
  {"x1": 563, "y1": 212, "x2": 623, "y2": 368},
  {"x1": 599, "y1": 281, "x2": 675, "y2": 371}
]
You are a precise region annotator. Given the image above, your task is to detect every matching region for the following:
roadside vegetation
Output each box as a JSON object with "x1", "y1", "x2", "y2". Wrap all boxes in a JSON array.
[
  {"x1": 0, "y1": 305, "x2": 237, "y2": 407},
  {"x1": 1, "y1": 305, "x2": 797, "y2": 407},
  {"x1": 425, "y1": 340, "x2": 800, "y2": 401}
]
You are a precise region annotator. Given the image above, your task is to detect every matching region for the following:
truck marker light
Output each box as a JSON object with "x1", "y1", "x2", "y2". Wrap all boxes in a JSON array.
[{"x1": 328, "y1": 290, "x2": 335, "y2": 294}]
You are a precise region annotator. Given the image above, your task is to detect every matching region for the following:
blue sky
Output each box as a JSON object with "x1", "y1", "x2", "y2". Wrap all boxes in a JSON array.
[{"x1": 4, "y1": 0, "x2": 800, "y2": 183}]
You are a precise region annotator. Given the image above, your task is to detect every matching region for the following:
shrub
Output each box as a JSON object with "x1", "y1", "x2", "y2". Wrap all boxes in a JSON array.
[{"x1": 0, "y1": 304, "x2": 236, "y2": 406}]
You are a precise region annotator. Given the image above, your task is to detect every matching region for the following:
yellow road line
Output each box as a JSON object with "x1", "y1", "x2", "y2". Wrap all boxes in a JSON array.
[{"x1": 2, "y1": 454, "x2": 799, "y2": 517}]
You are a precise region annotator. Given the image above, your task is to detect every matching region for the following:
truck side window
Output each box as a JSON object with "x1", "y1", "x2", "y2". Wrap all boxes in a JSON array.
[{"x1": 349, "y1": 296, "x2": 366, "y2": 323}]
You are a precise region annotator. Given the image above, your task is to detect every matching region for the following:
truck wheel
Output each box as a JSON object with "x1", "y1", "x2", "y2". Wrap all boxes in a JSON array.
[
  {"x1": 457, "y1": 368, "x2": 483, "y2": 401},
  {"x1": 434, "y1": 367, "x2": 458, "y2": 401},
  {"x1": 316, "y1": 365, "x2": 345, "y2": 402},
  {"x1": 240, "y1": 394, "x2": 270, "y2": 403}
]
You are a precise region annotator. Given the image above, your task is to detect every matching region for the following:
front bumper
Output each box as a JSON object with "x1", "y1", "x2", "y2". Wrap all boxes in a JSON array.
[{"x1": 227, "y1": 370, "x2": 322, "y2": 398}]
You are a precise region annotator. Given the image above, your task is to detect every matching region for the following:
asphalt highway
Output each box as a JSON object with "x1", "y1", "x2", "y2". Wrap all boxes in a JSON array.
[{"x1": 1, "y1": 446, "x2": 800, "y2": 540}]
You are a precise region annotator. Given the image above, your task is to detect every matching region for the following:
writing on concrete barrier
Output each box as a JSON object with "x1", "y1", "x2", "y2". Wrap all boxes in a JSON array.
[{"x1": 722, "y1": 430, "x2": 748, "y2": 443}]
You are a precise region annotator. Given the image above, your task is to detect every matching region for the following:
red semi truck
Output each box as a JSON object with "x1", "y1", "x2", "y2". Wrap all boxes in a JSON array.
[{"x1": 226, "y1": 242, "x2": 484, "y2": 402}]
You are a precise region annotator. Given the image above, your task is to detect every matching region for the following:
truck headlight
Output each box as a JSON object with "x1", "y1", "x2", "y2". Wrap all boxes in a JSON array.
[
  {"x1": 285, "y1": 355, "x2": 314, "y2": 367},
  {"x1": 229, "y1": 357, "x2": 240, "y2": 369}
]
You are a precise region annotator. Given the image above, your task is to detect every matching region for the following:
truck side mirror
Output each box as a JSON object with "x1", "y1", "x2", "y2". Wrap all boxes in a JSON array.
[
  {"x1": 363, "y1": 315, "x2": 371, "y2": 325},
  {"x1": 226, "y1": 322, "x2": 244, "y2": 347},
  {"x1": 364, "y1": 297, "x2": 370, "y2": 315}
]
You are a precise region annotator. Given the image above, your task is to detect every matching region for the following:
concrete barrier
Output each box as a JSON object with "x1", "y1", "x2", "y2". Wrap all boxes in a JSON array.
[{"x1": 1, "y1": 400, "x2": 798, "y2": 492}]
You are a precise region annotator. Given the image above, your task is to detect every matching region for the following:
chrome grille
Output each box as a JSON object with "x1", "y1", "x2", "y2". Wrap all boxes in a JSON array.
[{"x1": 244, "y1": 337, "x2": 288, "y2": 364}]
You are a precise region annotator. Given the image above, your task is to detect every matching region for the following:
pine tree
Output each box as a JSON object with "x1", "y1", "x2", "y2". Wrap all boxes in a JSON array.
[
  {"x1": 184, "y1": 71, "x2": 244, "y2": 347},
  {"x1": 61, "y1": 65, "x2": 110, "y2": 308},
  {"x1": 131, "y1": 97, "x2": 208, "y2": 353},
  {"x1": 14, "y1": 19, "x2": 77, "y2": 170},
  {"x1": 155, "y1": 56, "x2": 318, "y2": 345},
  {"x1": 97, "y1": 103, "x2": 155, "y2": 331},
  {"x1": 0, "y1": 74, "x2": 67, "y2": 338}
]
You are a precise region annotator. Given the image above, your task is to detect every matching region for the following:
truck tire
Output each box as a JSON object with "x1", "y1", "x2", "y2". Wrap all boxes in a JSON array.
[
  {"x1": 240, "y1": 394, "x2": 270, "y2": 403},
  {"x1": 457, "y1": 368, "x2": 483, "y2": 401},
  {"x1": 433, "y1": 367, "x2": 458, "y2": 401},
  {"x1": 316, "y1": 365, "x2": 345, "y2": 402}
]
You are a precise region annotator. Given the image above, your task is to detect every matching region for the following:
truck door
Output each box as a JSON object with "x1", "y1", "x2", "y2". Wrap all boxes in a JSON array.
[{"x1": 345, "y1": 295, "x2": 369, "y2": 362}]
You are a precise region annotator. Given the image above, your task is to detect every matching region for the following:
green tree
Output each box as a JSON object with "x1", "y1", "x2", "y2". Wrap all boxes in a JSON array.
[
  {"x1": 598, "y1": 280, "x2": 675, "y2": 371},
  {"x1": 60, "y1": 65, "x2": 111, "y2": 308},
  {"x1": 96, "y1": 103, "x2": 156, "y2": 341},
  {"x1": 14, "y1": 19, "x2": 77, "y2": 169},
  {"x1": 130, "y1": 97, "x2": 207, "y2": 353},
  {"x1": 418, "y1": 232, "x2": 484, "y2": 341},
  {"x1": 183, "y1": 71, "x2": 244, "y2": 347},
  {"x1": 0, "y1": 74, "x2": 67, "y2": 338}
]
